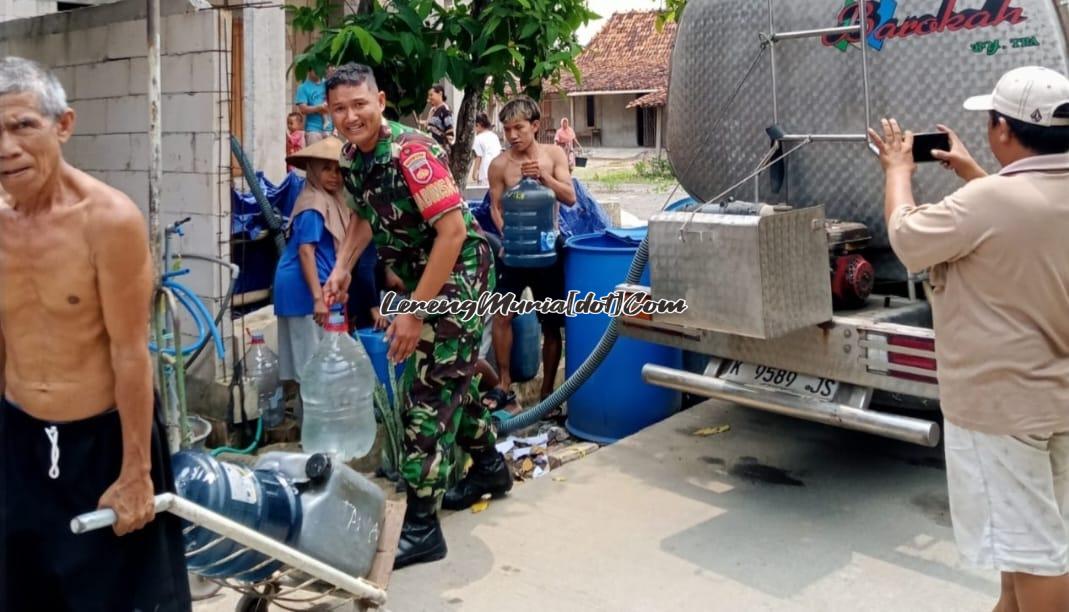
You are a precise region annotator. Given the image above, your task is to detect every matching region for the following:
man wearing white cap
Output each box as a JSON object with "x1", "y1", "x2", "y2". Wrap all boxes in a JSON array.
[{"x1": 869, "y1": 65, "x2": 1069, "y2": 611}]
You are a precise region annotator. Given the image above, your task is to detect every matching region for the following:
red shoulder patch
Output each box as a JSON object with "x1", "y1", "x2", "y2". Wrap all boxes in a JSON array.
[{"x1": 398, "y1": 142, "x2": 462, "y2": 222}]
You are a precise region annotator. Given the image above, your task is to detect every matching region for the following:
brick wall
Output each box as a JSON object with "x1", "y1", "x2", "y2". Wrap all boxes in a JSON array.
[{"x1": 0, "y1": 0, "x2": 236, "y2": 387}]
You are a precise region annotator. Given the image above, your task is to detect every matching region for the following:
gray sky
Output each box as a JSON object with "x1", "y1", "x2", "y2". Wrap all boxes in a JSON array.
[{"x1": 577, "y1": 0, "x2": 666, "y2": 45}]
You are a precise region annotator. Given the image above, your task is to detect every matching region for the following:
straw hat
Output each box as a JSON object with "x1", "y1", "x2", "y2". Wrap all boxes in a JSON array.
[{"x1": 286, "y1": 136, "x2": 344, "y2": 170}]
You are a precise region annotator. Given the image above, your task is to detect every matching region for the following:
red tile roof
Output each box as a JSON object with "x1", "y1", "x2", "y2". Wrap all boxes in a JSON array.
[
  {"x1": 627, "y1": 88, "x2": 667, "y2": 109},
  {"x1": 552, "y1": 10, "x2": 677, "y2": 95}
]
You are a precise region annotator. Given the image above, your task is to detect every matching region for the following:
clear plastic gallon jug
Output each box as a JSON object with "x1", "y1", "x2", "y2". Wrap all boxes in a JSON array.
[{"x1": 299, "y1": 306, "x2": 377, "y2": 461}]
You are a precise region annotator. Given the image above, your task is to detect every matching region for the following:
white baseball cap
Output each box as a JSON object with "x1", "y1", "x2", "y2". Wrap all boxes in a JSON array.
[{"x1": 963, "y1": 66, "x2": 1069, "y2": 127}]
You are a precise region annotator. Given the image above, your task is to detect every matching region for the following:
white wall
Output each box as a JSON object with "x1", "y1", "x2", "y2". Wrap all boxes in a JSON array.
[
  {"x1": 0, "y1": 0, "x2": 235, "y2": 385},
  {"x1": 599, "y1": 93, "x2": 638, "y2": 147},
  {"x1": 242, "y1": 4, "x2": 287, "y2": 184},
  {"x1": 0, "y1": 0, "x2": 56, "y2": 22}
]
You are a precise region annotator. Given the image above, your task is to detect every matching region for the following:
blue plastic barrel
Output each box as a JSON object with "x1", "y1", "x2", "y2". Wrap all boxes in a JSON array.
[
  {"x1": 356, "y1": 328, "x2": 406, "y2": 403},
  {"x1": 563, "y1": 229, "x2": 683, "y2": 443}
]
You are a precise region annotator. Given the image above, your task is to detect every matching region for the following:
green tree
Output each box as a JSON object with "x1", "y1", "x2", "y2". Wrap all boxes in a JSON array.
[
  {"x1": 656, "y1": 0, "x2": 687, "y2": 30},
  {"x1": 287, "y1": 0, "x2": 598, "y2": 188}
]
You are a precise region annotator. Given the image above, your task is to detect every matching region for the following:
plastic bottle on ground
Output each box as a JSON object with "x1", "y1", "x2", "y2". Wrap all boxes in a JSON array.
[{"x1": 246, "y1": 331, "x2": 283, "y2": 428}]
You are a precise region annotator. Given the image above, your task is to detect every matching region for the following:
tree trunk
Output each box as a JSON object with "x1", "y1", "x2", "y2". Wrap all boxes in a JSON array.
[
  {"x1": 446, "y1": 0, "x2": 490, "y2": 191},
  {"x1": 449, "y1": 78, "x2": 487, "y2": 191}
]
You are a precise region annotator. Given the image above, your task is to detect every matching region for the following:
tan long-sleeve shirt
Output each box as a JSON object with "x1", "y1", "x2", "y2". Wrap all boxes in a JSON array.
[{"x1": 888, "y1": 153, "x2": 1069, "y2": 435}]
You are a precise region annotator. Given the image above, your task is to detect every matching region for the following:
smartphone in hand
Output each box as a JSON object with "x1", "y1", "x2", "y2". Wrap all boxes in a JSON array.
[{"x1": 912, "y1": 131, "x2": 951, "y2": 163}]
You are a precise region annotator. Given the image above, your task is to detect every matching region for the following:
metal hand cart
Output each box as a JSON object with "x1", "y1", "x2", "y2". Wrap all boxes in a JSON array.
[{"x1": 72, "y1": 493, "x2": 402, "y2": 612}]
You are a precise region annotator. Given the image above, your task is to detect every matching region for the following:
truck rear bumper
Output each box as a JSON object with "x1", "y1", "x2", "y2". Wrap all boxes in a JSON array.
[{"x1": 642, "y1": 363, "x2": 941, "y2": 447}]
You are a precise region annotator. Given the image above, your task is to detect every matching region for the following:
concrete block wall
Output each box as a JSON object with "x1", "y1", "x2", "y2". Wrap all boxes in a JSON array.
[{"x1": 0, "y1": 0, "x2": 236, "y2": 388}]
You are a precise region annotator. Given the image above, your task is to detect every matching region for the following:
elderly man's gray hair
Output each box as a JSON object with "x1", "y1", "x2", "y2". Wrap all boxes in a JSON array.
[{"x1": 0, "y1": 56, "x2": 69, "y2": 119}]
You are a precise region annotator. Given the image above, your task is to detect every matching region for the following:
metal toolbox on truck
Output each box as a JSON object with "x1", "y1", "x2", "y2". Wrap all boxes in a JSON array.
[{"x1": 648, "y1": 205, "x2": 833, "y2": 339}]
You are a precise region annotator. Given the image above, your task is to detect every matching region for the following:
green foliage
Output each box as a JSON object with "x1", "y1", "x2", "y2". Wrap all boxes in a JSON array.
[
  {"x1": 373, "y1": 366, "x2": 405, "y2": 478},
  {"x1": 287, "y1": 0, "x2": 599, "y2": 131},
  {"x1": 656, "y1": 0, "x2": 688, "y2": 31},
  {"x1": 634, "y1": 156, "x2": 676, "y2": 181}
]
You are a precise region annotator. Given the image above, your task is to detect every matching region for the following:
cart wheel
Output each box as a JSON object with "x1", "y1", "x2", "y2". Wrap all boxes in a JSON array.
[
  {"x1": 236, "y1": 582, "x2": 279, "y2": 612},
  {"x1": 235, "y1": 593, "x2": 270, "y2": 612},
  {"x1": 188, "y1": 572, "x2": 223, "y2": 601}
]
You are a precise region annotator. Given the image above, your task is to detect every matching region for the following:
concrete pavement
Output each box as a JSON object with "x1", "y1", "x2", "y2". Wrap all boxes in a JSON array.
[
  {"x1": 193, "y1": 399, "x2": 998, "y2": 611},
  {"x1": 381, "y1": 400, "x2": 997, "y2": 611}
]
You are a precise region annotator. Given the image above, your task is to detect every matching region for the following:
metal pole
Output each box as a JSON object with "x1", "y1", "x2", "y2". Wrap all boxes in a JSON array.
[
  {"x1": 148, "y1": 0, "x2": 162, "y2": 269},
  {"x1": 858, "y1": 0, "x2": 872, "y2": 133},
  {"x1": 147, "y1": 0, "x2": 176, "y2": 451},
  {"x1": 767, "y1": 0, "x2": 777, "y2": 124},
  {"x1": 71, "y1": 494, "x2": 390, "y2": 606}
]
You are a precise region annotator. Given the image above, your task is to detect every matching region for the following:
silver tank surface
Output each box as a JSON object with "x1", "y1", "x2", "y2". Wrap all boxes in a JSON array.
[
  {"x1": 667, "y1": 0, "x2": 1069, "y2": 280},
  {"x1": 254, "y1": 451, "x2": 386, "y2": 579}
]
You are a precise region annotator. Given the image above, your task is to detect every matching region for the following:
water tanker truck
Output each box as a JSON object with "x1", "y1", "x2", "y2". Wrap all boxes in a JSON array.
[{"x1": 616, "y1": 0, "x2": 1069, "y2": 447}]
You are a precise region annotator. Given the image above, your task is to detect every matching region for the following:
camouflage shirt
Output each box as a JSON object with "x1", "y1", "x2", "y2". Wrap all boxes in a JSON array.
[{"x1": 339, "y1": 120, "x2": 493, "y2": 301}]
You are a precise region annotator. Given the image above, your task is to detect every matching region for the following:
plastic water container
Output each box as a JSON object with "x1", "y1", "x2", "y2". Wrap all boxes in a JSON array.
[
  {"x1": 172, "y1": 451, "x2": 302, "y2": 583},
  {"x1": 509, "y1": 311, "x2": 541, "y2": 383},
  {"x1": 563, "y1": 229, "x2": 683, "y2": 443},
  {"x1": 356, "y1": 328, "x2": 406, "y2": 404},
  {"x1": 502, "y1": 177, "x2": 558, "y2": 268},
  {"x1": 246, "y1": 331, "x2": 283, "y2": 428},
  {"x1": 254, "y1": 451, "x2": 386, "y2": 578},
  {"x1": 300, "y1": 307, "x2": 378, "y2": 462}
]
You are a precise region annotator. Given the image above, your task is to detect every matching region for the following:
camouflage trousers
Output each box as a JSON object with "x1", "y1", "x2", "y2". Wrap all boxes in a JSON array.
[{"x1": 399, "y1": 314, "x2": 496, "y2": 503}]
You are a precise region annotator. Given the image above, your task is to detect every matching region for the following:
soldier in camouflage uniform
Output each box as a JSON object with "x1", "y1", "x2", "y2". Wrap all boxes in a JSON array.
[{"x1": 320, "y1": 63, "x2": 513, "y2": 570}]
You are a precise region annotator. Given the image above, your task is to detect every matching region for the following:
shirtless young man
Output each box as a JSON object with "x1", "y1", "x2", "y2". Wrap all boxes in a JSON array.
[
  {"x1": 0, "y1": 57, "x2": 191, "y2": 611},
  {"x1": 484, "y1": 96, "x2": 576, "y2": 417}
]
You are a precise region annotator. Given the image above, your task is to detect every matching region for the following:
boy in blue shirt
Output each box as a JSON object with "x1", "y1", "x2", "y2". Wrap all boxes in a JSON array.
[{"x1": 294, "y1": 67, "x2": 332, "y2": 145}]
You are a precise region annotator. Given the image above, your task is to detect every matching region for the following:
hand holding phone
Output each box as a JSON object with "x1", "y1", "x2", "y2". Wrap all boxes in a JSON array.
[{"x1": 911, "y1": 131, "x2": 952, "y2": 163}]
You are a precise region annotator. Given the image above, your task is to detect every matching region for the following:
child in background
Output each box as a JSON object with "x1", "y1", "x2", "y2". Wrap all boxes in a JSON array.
[{"x1": 286, "y1": 112, "x2": 304, "y2": 172}]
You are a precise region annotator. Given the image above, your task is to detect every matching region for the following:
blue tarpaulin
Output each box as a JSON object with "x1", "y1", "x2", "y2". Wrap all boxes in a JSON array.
[
  {"x1": 230, "y1": 171, "x2": 305, "y2": 299},
  {"x1": 231, "y1": 171, "x2": 305, "y2": 240}
]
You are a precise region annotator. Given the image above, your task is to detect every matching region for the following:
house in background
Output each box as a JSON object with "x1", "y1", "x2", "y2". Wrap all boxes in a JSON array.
[{"x1": 541, "y1": 10, "x2": 677, "y2": 152}]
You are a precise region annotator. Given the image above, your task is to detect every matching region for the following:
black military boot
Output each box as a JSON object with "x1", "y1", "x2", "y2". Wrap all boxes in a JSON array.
[
  {"x1": 441, "y1": 448, "x2": 513, "y2": 511},
  {"x1": 393, "y1": 489, "x2": 448, "y2": 570}
]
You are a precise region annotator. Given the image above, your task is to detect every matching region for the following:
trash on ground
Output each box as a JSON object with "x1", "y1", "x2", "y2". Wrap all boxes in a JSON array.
[{"x1": 693, "y1": 425, "x2": 731, "y2": 437}]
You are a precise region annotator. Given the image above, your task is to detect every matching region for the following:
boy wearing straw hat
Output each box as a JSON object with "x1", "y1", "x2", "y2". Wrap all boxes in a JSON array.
[{"x1": 274, "y1": 136, "x2": 360, "y2": 396}]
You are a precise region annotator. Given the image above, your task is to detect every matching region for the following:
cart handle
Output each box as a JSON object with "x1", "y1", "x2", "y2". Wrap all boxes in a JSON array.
[
  {"x1": 70, "y1": 493, "x2": 389, "y2": 607},
  {"x1": 71, "y1": 494, "x2": 173, "y2": 534}
]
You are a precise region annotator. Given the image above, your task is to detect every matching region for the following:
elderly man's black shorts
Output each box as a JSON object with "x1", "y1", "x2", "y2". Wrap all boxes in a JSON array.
[
  {"x1": 0, "y1": 397, "x2": 193, "y2": 612},
  {"x1": 492, "y1": 236, "x2": 566, "y2": 329}
]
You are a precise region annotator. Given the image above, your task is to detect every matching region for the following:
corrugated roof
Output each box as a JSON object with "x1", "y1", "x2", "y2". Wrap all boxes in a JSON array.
[{"x1": 553, "y1": 10, "x2": 677, "y2": 95}]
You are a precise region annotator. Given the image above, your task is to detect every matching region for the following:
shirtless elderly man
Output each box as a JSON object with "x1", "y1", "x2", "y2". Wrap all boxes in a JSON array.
[{"x1": 0, "y1": 57, "x2": 191, "y2": 611}]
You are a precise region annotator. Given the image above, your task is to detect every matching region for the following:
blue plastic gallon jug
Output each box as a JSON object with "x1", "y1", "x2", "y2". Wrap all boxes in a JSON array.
[
  {"x1": 502, "y1": 177, "x2": 558, "y2": 268},
  {"x1": 172, "y1": 451, "x2": 302, "y2": 583}
]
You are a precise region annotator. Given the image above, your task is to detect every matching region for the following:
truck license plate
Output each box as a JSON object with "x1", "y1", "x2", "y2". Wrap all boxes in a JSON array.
[{"x1": 719, "y1": 361, "x2": 839, "y2": 400}]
